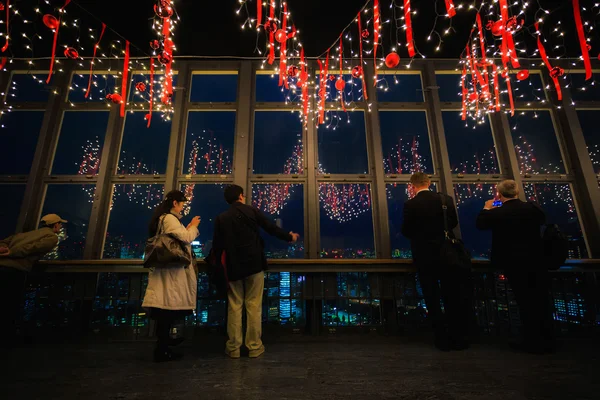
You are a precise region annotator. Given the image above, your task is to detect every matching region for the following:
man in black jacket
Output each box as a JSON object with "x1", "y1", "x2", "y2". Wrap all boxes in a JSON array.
[
  {"x1": 213, "y1": 185, "x2": 299, "y2": 359},
  {"x1": 402, "y1": 173, "x2": 472, "y2": 351},
  {"x1": 476, "y1": 180, "x2": 553, "y2": 353}
]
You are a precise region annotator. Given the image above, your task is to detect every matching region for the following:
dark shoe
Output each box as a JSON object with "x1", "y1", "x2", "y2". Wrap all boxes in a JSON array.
[
  {"x1": 168, "y1": 337, "x2": 185, "y2": 347},
  {"x1": 154, "y1": 347, "x2": 183, "y2": 363}
]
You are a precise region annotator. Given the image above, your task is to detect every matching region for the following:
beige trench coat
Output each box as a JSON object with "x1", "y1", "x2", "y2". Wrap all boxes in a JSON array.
[{"x1": 142, "y1": 213, "x2": 199, "y2": 311}]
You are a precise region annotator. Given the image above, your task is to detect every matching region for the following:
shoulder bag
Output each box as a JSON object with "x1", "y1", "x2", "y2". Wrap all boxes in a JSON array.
[{"x1": 144, "y1": 214, "x2": 192, "y2": 269}]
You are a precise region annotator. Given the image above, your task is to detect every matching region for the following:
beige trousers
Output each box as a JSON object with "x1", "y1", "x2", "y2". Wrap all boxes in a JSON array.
[{"x1": 225, "y1": 271, "x2": 264, "y2": 352}]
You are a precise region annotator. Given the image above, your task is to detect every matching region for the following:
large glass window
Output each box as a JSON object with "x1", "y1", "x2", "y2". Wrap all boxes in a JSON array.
[
  {"x1": 264, "y1": 272, "x2": 305, "y2": 326},
  {"x1": 525, "y1": 183, "x2": 588, "y2": 258},
  {"x1": 183, "y1": 112, "x2": 235, "y2": 175},
  {"x1": 318, "y1": 111, "x2": 368, "y2": 174},
  {"x1": 320, "y1": 74, "x2": 365, "y2": 103},
  {"x1": 190, "y1": 74, "x2": 237, "y2": 102},
  {"x1": 0, "y1": 111, "x2": 44, "y2": 175},
  {"x1": 568, "y1": 74, "x2": 600, "y2": 102},
  {"x1": 129, "y1": 73, "x2": 179, "y2": 102},
  {"x1": 442, "y1": 112, "x2": 499, "y2": 174},
  {"x1": 319, "y1": 183, "x2": 374, "y2": 258},
  {"x1": 69, "y1": 74, "x2": 117, "y2": 102},
  {"x1": 41, "y1": 184, "x2": 95, "y2": 260},
  {"x1": 119, "y1": 112, "x2": 171, "y2": 175},
  {"x1": 6, "y1": 73, "x2": 50, "y2": 102},
  {"x1": 52, "y1": 111, "x2": 110, "y2": 175},
  {"x1": 0, "y1": 184, "x2": 26, "y2": 239},
  {"x1": 179, "y1": 183, "x2": 230, "y2": 259},
  {"x1": 576, "y1": 110, "x2": 600, "y2": 174},
  {"x1": 252, "y1": 184, "x2": 305, "y2": 258},
  {"x1": 454, "y1": 183, "x2": 496, "y2": 259},
  {"x1": 253, "y1": 112, "x2": 303, "y2": 174},
  {"x1": 377, "y1": 74, "x2": 423, "y2": 102},
  {"x1": 380, "y1": 111, "x2": 433, "y2": 174},
  {"x1": 256, "y1": 74, "x2": 301, "y2": 102},
  {"x1": 436, "y1": 74, "x2": 462, "y2": 102},
  {"x1": 510, "y1": 111, "x2": 565, "y2": 174},
  {"x1": 103, "y1": 184, "x2": 164, "y2": 259}
]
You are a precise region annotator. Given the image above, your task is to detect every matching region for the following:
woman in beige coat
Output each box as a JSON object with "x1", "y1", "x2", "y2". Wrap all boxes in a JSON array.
[{"x1": 142, "y1": 190, "x2": 200, "y2": 362}]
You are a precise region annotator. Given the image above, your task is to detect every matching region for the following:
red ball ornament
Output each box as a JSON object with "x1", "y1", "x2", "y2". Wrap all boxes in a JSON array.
[
  {"x1": 106, "y1": 93, "x2": 123, "y2": 104},
  {"x1": 516, "y1": 70, "x2": 530, "y2": 81},
  {"x1": 486, "y1": 20, "x2": 503, "y2": 37},
  {"x1": 264, "y1": 21, "x2": 277, "y2": 34},
  {"x1": 0, "y1": 2, "x2": 5, "y2": 12},
  {"x1": 135, "y1": 82, "x2": 147, "y2": 92},
  {"x1": 385, "y1": 52, "x2": 400, "y2": 69},
  {"x1": 352, "y1": 66, "x2": 363, "y2": 78},
  {"x1": 287, "y1": 65, "x2": 299, "y2": 78},
  {"x1": 505, "y1": 17, "x2": 524, "y2": 32},
  {"x1": 550, "y1": 66, "x2": 564, "y2": 79},
  {"x1": 150, "y1": 40, "x2": 160, "y2": 50},
  {"x1": 275, "y1": 29, "x2": 287, "y2": 43},
  {"x1": 43, "y1": 14, "x2": 59, "y2": 30},
  {"x1": 154, "y1": 3, "x2": 173, "y2": 18},
  {"x1": 335, "y1": 78, "x2": 346, "y2": 91},
  {"x1": 361, "y1": 29, "x2": 369, "y2": 39},
  {"x1": 63, "y1": 47, "x2": 79, "y2": 59},
  {"x1": 158, "y1": 52, "x2": 172, "y2": 65},
  {"x1": 329, "y1": 75, "x2": 335, "y2": 81},
  {"x1": 468, "y1": 92, "x2": 478, "y2": 103}
]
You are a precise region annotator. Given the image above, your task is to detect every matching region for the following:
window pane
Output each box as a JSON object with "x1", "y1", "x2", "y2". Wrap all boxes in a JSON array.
[
  {"x1": 510, "y1": 111, "x2": 565, "y2": 174},
  {"x1": 0, "y1": 184, "x2": 26, "y2": 238},
  {"x1": 569, "y1": 74, "x2": 600, "y2": 102},
  {"x1": 191, "y1": 74, "x2": 237, "y2": 102},
  {"x1": 436, "y1": 74, "x2": 462, "y2": 102},
  {"x1": 576, "y1": 110, "x2": 600, "y2": 174},
  {"x1": 380, "y1": 111, "x2": 433, "y2": 174},
  {"x1": 525, "y1": 183, "x2": 588, "y2": 258},
  {"x1": 129, "y1": 73, "x2": 178, "y2": 102},
  {"x1": 179, "y1": 183, "x2": 230, "y2": 258},
  {"x1": 253, "y1": 112, "x2": 304, "y2": 174},
  {"x1": 454, "y1": 183, "x2": 496, "y2": 260},
  {"x1": 387, "y1": 183, "x2": 437, "y2": 258},
  {"x1": 442, "y1": 112, "x2": 499, "y2": 174},
  {"x1": 69, "y1": 74, "x2": 117, "y2": 102},
  {"x1": 252, "y1": 184, "x2": 305, "y2": 258},
  {"x1": 319, "y1": 183, "x2": 374, "y2": 258},
  {"x1": 319, "y1": 74, "x2": 365, "y2": 102},
  {"x1": 318, "y1": 112, "x2": 368, "y2": 174},
  {"x1": 41, "y1": 184, "x2": 95, "y2": 260},
  {"x1": 0, "y1": 111, "x2": 44, "y2": 174},
  {"x1": 183, "y1": 112, "x2": 235, "y2": 175},
  {"x1": 377, "y1": 74, "x2": 423, "y2": 102},
  {"x1": 7, "y1": 73, "x2": 50, "y2": 102},
  {"x1": 256, "y1": 74, "x2": 301, "y2": 102},
  {"x1": 119, "y1": 112, "x2": 171, "y2": 174},
  {"x1": 52, "y1": 111, "x2": 110, "y2": 175},
  {"x1": 511, "y1": 73, "x2": 545, "y2": 102}
]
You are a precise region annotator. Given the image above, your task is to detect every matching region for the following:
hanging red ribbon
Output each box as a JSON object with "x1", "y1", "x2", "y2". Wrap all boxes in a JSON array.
[
  {"x1": 256, "y1": 0, "x2": 263, "y2": 29},
  {"x1": 161, "y1": 17, "x2": 174, "y2": 105},
  {"x1": 492, "y1": 64, "x2": 500, "y2": 111},
  {"x1": 278, "y1": 2, "x2": 289, "y2": 89},
  {"x1": 475, "y1": 14, "x2": 488, "y2": 80},
  {"x1": 499, "y1": 0, "x2": 520, "y2": 69},
  {"x1": 373, "y1": 0, "x2": 380, "y2": 86},
  {"x1": 357, "y1": 11, "x2": 368, "y2": 100},
  {"x1": 0, "y1": 57, "x2": 7, "y2": 70},
  {"x1": 573, "y1": 0, "x2": 592, "y2": 80},
  {"x1": 339, "y1": 34, "x2": 346, "y2": 112},
  {"x1": 445, "y1": 0, "x2": 456, "y2": 18},
  {"x1": 120, "y1": 40, "x2": 130, "y2": 118},
  {"x1": 1, "y1": 0, "x2": 9, "y2": 52},
  {"x1": 267, "y1": 1, "x2": 275, "y2": 65},
  {"x1": 147, "y1": 58, "x2": 154, "y2": 128},
  {"x1": 466, "y1": 43, "x2": 479, "y2": 115},
  {"x1": 404, "y1": 0, "x2": 415, "y2": 58},
  {"x1": 535, "y1": 22, "x2": 562, "y2": 101},
  {"x1": 300, "y1": 48, "x2": 308, "y2": 125},
  {"x1": 317, "y1": 50, "x2": 330, "y2": 125},
  {"x1": 46, "y1": 0, "x2": 71, "y2": 84},
  {"x1": 85, "y1": 23, "x2": 106, "y2": 99},
  {"x1": 461, "y1": 64, "x2": 467, "y2": 120}
]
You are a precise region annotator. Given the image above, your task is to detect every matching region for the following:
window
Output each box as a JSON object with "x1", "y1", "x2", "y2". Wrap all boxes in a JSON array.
[
  {"x1": 318, "y1": 112, "x2": 368, "y2": 174},
  {"x1": 568, "y1": 73, "x2": 600, "y2": 102},
  {"x1": 69, "y1": 74, "x2": 117, "y2": 102},
  {"x1": 319, "y1": 74, "x2": 365, "y2": 103},
  {"x1": 256, "y1": 74, "x2": 301, "y2": 102},
  {"x1": 377, "y1": 74, "x2": 423, "y2": 102},
  {"x1": 6, "y1": 73, "x2": 50, "y2": 102},
  {"x1": 41, "y1": 184, "x2": 95, "y2": 260},
  {"x1": 179, "y1": 183, "x2": 230, "y2": 258},
  {"x1": 436, "y1": 74, "x2": 462, "y2": 102},
  {"x1": 183, "y1": 112, "x2": 235, "y2": 175},
  {"x1": 252, "y1": 184, "x2": 305, "y2": 258},
  {"x1": 0, "y1": 184, "x2": 26, "y2": 238},
  {"x1": 510, "y1": 111, "x2": 565, "y2": 174},
  {"x1": 576, "y1": 110, "x2": 600, "y2": 174},
  {"x1": 52, "y1": 111, "x2": 110, "y2": 175},
  {"x1": 380, "y1": 111, "x2": 433, "y2": 174},
  {"x1": 191, "y1": 74, "x2": 237, "y2": 102},
  {"x1": 129, "y1": 73, "x2": 178, "y2": 102},
  {"x1": 319, "y1": 183, "x2": 375, "y2": 258},
  {"x1": 442, "y1": 112, "x2": 499, "y2": 174},
  {"x1": 525, "y1": 183, "x2": 588, "y2": 258},
  {"x1": 103, "y1": 184, "x2": 164, "y2": 259},
  {"x1": 264, "y1": 272, "x2": 305, "y2": 326},
  {"x1": 119, "y1": 112, "x2": 171, "y2": 175},
  {"x1": 511, "y1": 72, "x2": 545, "y2": 102},
  {"x1": 0, "y1": 111, "x2": 44, "y2": 175},
  {"x1": 454, "y1": 183, "x2": 496, "y2": 259},
  {"x1": 253, "y1": 112, "x2": 304, "y2": 174}
]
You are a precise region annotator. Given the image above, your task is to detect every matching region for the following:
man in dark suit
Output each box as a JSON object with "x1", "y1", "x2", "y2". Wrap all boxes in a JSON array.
[
  {"x1": 213, "y1": 185, "x2": 299, "y2": 359},
  {"x1": 476, "y1": 180, "x2": 553, "y2": 353},
  {"x1": 402, "y1": 172, "x2": 472, "y2": 351}
]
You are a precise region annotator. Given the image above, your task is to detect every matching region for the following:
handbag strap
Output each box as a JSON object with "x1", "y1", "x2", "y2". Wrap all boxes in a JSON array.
[{"x1": 440, "y1": 194, "x2": 450, "y2": 239}]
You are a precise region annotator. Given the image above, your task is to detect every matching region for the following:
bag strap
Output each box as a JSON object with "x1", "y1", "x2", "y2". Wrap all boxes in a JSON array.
[
  {"x1": 440, "y1": 194, "x2": 450, "y2": 239},
  {"x1": 236, "y1": 207, "x2": 259, "y2": 235}
]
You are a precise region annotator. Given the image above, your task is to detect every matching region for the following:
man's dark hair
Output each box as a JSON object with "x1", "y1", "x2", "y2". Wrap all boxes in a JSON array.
[
  {"x1": 224, "y1": 185, "x2": 244, "y2": 204},
  {"x1": 410, "y1": 172, "x2": 430, "y2": 187}
]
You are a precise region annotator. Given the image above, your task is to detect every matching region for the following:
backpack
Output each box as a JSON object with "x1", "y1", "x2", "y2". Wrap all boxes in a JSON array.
[{"x1": 542, "y1": 224, "x2": 569, "y2": 270}]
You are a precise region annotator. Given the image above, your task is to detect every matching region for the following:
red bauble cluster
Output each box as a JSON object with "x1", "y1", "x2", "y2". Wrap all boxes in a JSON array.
[
  {"x1": 287, "y1": 65, "x2": 299, "y2": 78},
  {"x1": 505, "y1": 17, "x2": 524, "y2": 32},
  {"x1": 335, "y1": 77, "x2": 346, "y2": 91},
  {"x1": 361, "y1": 29, "x2": 369, "y2": 39},
  {"x1": 106, "y1": 93, "x2": 123, "y2": 104},
  {"x1": 154, "y1": 3, "x2": 173, "y2": 18},
  {"x1": 385, "y1": 52, "x2": 400, "y2": 68},
  {"x1": 352, "y1": 66, "x2": 363, "y2": 78},
  {"x1": 264, "y1": 21, "x2": 277, "y2": 33},
  {"x1": 550, "y1": 66, "x2": 564, "y2": 79},
  {"x1": 63, "y1": 47, "x2": 79, "y2": 59},
  {"x1": 135, "y1": 82, "x2": 147, "y2": 92},
  {"x1": 486, "y1": 20, "x2": 503, "y2": 37},
  {"x1": 158, "y1": 52, "x2": 172, "y2": 65},
  {"x1": 150, "y1": 40, "x2": 160, "y2": 50},
  {"x1": 516, "y1": 70, "x2": 530, "y2": 81},
  {"x1": 43, "y1": 14, "x2": 59, "y2": 30},
  {"x1": 468, "y1": 92, "x2": 478, "y2": 103},
  {"x1": 329, "y1": 75, "x2": 335, "y2": 81}
]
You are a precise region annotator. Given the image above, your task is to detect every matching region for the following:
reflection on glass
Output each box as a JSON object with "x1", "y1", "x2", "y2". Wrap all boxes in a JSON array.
[
  {"x1": 0, "y1": 184, "x2": 26, "y2": 239},
  {"x1": 436, "y1": 74, "x2": 462, "y2": 102},
  {"x1": 52, "y1": 111, "x2": 110, "y2": 175},
  {"x1": 524, "y1": 183, "x2": 588, "y2": 258},
  {"x1": 184, "y1": 112, "x2": 235, "y2": 175},
  {"x1": 253, "y1": 112, "x2": 304, "y2": 174},
  {"x1": 252, "y1": 184, "x2": 304, "y2": 259},
  {"x1": 377, "y1": 74, "x2": 423, "y2": 102},
  {"x1": 454, "y1": 183, "x2": 496, "y2": 260},
  {"x1": 380, "y1": 111, "x2": 433, "y2": 174},
  {"x1": 6, "y1": 73, "x2": 50, "y2": 102},
  {"x1": 119, "y1": 113, "x2": 171, "y2": 174},
  {"x1": 0, "y1": 111, "x2": 44, "y2": 175},
  {"x1": 319, "y1": 183, "x2": 375, "y2": 258},
  {"x1": 510, "y1": 111, "x2": 565, "y2": 174},
  {"x1": 576, "y1": 110, "x2": 600, "y2": 174},
  {"x1": 41, "y1": 184, "x2": 95, "y2": 260},
  {"x1": 568, "y1": 73, "x2": 600, "y2": 102},
  {"x1": 318, "y1": 112, "x2": 368, "y2": 174},
  {"x1": 69, "y1": 74, "x2": 117, "y2": 102},
  {"x1": 442, "y1": 112, "x2": 499, "y2": 174},
  {"x1": 93, "y1": 273, "x2": 148, "y2": 329},
  {"x1": 103, "y1": 184, "x2": 164, "y2": 259},
  {"x1": 191, "y1": 74, "x2": 237, "y2": 102},
  {"x1": 264, "y1": 272, "x2": 305, "y2": 326}
]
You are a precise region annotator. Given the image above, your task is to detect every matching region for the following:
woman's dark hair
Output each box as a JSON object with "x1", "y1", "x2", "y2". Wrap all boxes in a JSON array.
[
  {"x1": 224, "y1": 184, "x2": 244, "y2": 205},
  {"x1": 148, "y1": 190, "x2": 187, "y2": 237}
]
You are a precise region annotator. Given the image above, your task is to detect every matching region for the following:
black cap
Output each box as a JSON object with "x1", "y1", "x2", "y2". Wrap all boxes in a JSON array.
[{"x1": 165, "y1": 190, "x2": 188, "y2": 202}]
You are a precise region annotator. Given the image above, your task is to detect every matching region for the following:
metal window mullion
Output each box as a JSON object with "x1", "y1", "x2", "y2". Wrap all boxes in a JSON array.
[
  {"x1": 492, "y1": 113, "x2": 526, "y2": 200},
  {"x1": 305, "y1": 64, "x2": 320, "y2": 259},
  {"x1": 233, "y1": 61, "x2": 253, "y2": 194}
]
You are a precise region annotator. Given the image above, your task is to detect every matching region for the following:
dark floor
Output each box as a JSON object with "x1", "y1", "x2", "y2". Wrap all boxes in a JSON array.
[{"x1": 2, "y1": 334, "x2": 599, "y2": 400}]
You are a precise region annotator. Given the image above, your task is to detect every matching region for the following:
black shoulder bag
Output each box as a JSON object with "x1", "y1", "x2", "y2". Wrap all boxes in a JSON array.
[{"x1": 440, "y1": 195, "x2": 472, "y2": 270}]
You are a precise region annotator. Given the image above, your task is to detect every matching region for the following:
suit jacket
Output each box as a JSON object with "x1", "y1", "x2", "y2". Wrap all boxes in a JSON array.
[
  {"x1": 476, "y1": 199, "x2": 545, "y2": 267},
  {"x1": 401, "y1": 190, "x2": 458, "y2": 265},
  {"x1": 212, "y1": 202, "x2": 292, "y2": 281},
  {"x1": 0, "y1": 227, "x2": 58, "y2": 272}
]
